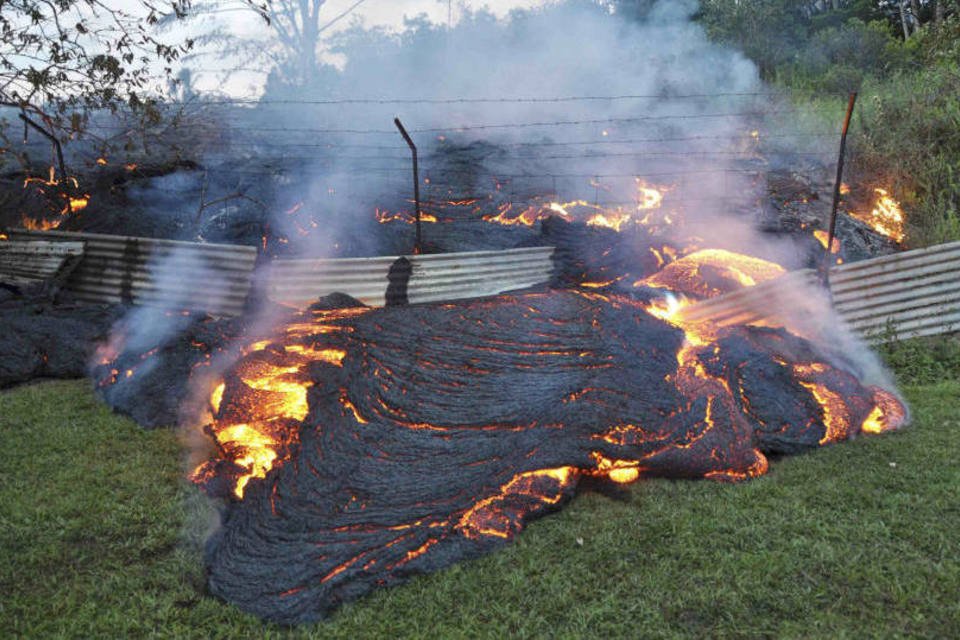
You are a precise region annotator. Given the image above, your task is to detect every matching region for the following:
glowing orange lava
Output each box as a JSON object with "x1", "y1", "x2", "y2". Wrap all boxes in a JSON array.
[
  {"x1": 862, "y1": 387, "x2": 908, "y2": 434},
  {"x1": 481, "y1": 202, "x2": 547, "y2": 227},
  {"x1": 191, "y1": 309, "x2": 367, "y2": 498},
  {"x1": 457, "y1": 467, "x2": 576, "y2": 539},
  {"x1": 20, "y1": 165, "x2": 90, "y2": 228},
  {"x1": 375, "y1": 208, "x2": 438, "y2": 224},
  {"x1": 586, "y1": 210, "x2": 633, "y2": 232},
  {"x1": 641, "y1": 248, "x2": 785, "y2": 298},
  {"x1": 481, "y1": 180, "x2": 668, "y2": 230},
  {"x1": 635, "y1": 178, "x2": 666, "y2": 210}
]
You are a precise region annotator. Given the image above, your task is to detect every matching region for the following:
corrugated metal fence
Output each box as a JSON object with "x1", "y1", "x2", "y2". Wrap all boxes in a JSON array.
[
  {"x1": 7, "y1": 229, "x2": 257, "y2": 316},
  {"x1": 679, "y1": 240, "x2": 960, "y2": 342},
  {"x1": 4, "y1": 228, "x2": 959, "y2": 341},
  {"x1": 266, "y1": 246, "x2": 554, "y2": 307},
  {"x1": 5, "y1": 230, "x2": 554, "y2": 313},
  {"x1": 0, "y1": 239, "x2": 84, "y2": 290},
  {"x1": 830, "y1": 241, "x2": 960, "y2": 339}
]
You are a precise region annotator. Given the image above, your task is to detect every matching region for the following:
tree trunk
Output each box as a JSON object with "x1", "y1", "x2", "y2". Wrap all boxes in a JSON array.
[
  {"x1": 909, "y1": 0, "x2": 922, "y2": 29},
  {"x1": 935, "y1": 0, "x2": 945, "y2": 24},
  {"x1": 900, "y1": 0, "x2": 913, "y2": 39}
]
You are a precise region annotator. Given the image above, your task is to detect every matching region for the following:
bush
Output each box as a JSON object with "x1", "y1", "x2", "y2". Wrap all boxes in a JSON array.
[
  {"x1": 772, "y1": 15, "x2": 960, "y2": 247},
  {"x1": 774, "y1": 19, "x2": 904, "y2": 92},
  {"x1": 877, "y1": 334, "x2": 960, "y2": 386},
  {"x1": 853, "y1": 58, "x2": 960, "y2": 245}
]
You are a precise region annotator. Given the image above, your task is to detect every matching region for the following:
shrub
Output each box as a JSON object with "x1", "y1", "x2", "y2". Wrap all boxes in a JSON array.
[{"x1": 853, "y1": 59, "x2": 960, "y2": 245}]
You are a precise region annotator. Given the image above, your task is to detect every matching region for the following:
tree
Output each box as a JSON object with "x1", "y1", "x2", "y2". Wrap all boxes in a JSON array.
[
  {"x1": 609, "y1": 0, "x2": 657, "y2": 21},
  {"x1": 0, "y1": 0, "x2": 196, "y2": 139},
  {"x1": 0, "y1": 0, "x2": 204, "y2": 225},
  {"x1": 180, "y1": 0, "x2": 367, "y2": 94},
  {"x1": 697, "y1": 0, "x2": 810, "y2": 78}
]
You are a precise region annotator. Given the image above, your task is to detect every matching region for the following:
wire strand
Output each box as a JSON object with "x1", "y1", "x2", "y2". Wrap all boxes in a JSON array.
[{"x1": 155, "y1": 91, "x2": 853, "y2": 106}]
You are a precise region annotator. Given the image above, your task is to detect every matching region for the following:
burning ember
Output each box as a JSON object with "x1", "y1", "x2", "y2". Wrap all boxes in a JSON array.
[
  {"x1": 20, "y1": 166, "x2": 90, "y2": 230},
  {"x1": 375, "y1": 207, "x2": 439, "y2": 224},
  {"x1": 814, "y1": 230, "x2": 841, "y2": 254},
  {"x1": 849, "y1": 187, "x2": 906, "y2": 244},
  {"x1": 183, "y1": 213, "x2": 906, "y2": 623}
]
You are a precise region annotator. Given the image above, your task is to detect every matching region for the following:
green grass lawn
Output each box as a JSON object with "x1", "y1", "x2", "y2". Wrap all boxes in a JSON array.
[{"x1": 1, "y1": 375, "x2": 958, "y2": 639}]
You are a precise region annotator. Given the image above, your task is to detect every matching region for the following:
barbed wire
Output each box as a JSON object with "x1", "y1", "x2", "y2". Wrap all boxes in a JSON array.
[
  {"x1": 232, "y1": 194, "x2": 771, "y2": 208},
  {"x1": 80, "y1": 108, "x2": 822, "y2": 136},
  {"x1": 206, "y1": 167, "x2": 771, "y2": 180},
  {"x1": 75, "y1": 144, "x2": 834, "y2": 166},
  {"x1": 156, "y1": 91, "x2": 851, "y2": 106},
  {"x1": 153, "y1": 152, "x2": 828, "y2": 170},
  {"x1": 92, "y1": 131, "x2": 839, "y2": 153}
]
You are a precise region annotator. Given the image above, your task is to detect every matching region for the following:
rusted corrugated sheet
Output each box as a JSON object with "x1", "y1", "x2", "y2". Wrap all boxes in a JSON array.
[
  {"x1": 0, "y1": 240, "x2": 84, "y2": 289},
  {"x1": 267, "y1": 246, "x2": 555, "y2": 307},
  {"x1": 7, "y1": 229, "x2": 258, "y2": 316},
  {"x1": 677, "y1": 269, "x2": 821, "y2": 328},
  {"x1": 678, "y1": 240, "x2": 960, "y2": 342}
]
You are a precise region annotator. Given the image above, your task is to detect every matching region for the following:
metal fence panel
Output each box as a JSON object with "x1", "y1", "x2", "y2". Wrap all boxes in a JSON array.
[
  {"x1": 0, "y1": 240, "x2": 84, "y2": 289},
  {"x1": 8, "y1": 229, "x2": 258, "y2": 316},
  {"x1": 9, "y1": 226, "x2": 955, "y2": 340},
  {"x1": 267, "y1": 246, "x2": 555, "y2": 307},
  {"x1": 677, "y1": 241, "x2": 960, "y2": 342}
]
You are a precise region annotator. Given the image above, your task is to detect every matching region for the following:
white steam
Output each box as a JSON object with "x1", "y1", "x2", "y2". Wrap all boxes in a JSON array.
[
  {"x1": 220, "y1": 0, "x2": 771, "y2": 258},
  {"x1": 96, "y1": 0, "x2": 901, "y2": 433}
]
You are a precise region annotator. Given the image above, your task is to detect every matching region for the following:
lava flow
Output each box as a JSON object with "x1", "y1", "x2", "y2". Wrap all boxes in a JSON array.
[
  {"x1": 190, "y1": 309, "x2": 363, "y2": 498},
  {"x1": 481, "y1": 180, "x2": 671, "y2": 230},
  {"x1": 190, "y1": 217, "x2": 906, "y2": 623}
]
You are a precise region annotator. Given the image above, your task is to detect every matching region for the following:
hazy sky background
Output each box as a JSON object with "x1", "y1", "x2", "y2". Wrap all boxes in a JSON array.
[
  {"x1": 339, "y1": 0, "x2": 548, "y2": 26},
  {"x1": 189, "y1": 0, "x2": 553, "y2": 95}
]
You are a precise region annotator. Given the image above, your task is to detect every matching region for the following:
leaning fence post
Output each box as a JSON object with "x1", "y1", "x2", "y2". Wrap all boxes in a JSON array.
[
  {"x1": 823, "y1": 92, "x2": 857, "y2": 284},
  {"x1": 394, "y1": 118, "x2": 422, "y2": 255}
]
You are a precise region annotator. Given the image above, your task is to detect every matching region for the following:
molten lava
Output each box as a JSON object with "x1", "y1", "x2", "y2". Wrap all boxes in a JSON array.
[
  {"x1": 814, "y1": 230, "x2": 840, "y2": 254},
  {"x1": 479, "y1": 180, "x2": 670, "y2": 230},
  {"x1": 640, "y1": 248, "x2": 785, "y2": 299},
  {"x1": 177, "y1": 195, "x2": 906, "y2": 623},
  {"x1": 191, "y1": 309, "x2": 362, "y2": 498},
  {"x1": 375, "y1": 208, "x2": 439, "y2": 224}
]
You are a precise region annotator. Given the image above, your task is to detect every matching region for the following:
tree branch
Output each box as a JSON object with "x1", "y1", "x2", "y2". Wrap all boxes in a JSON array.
[{"x1": 18, "y1": 110, "x2": 69, "y2": 190}]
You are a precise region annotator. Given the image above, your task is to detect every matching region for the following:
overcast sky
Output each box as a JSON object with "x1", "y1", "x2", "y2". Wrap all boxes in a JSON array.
[
  {"x1": 190, "y1": 0, "x2": 553, "y2": 95},
  {"x1": 342, "y1": 0, "x2": 549, "y2": 26}
]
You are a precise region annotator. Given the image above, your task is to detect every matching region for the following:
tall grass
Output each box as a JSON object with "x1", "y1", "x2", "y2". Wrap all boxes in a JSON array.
[{"x1": 853, "y1": 60, "x2": 960, "y2": 246}]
